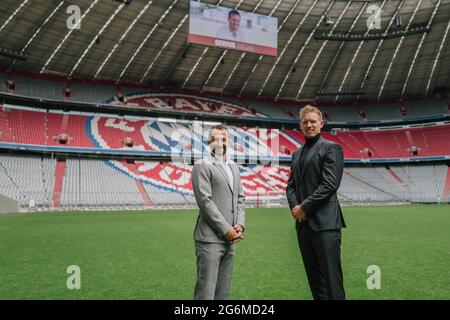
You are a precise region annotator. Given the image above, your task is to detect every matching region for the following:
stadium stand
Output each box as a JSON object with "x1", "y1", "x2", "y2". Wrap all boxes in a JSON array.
[
  {"x1": 60, "y1": 159, "x2": 144, "y2": 209},
  {"x1": 389, "y1": 165, "x2": 448, "y2": 202},
  {"x1": 0, "y1": 155, "x2": 55, "y2": 208},
  {"x1": 0, "y1": 154, "x2": 448, "y2": 211},
  {"x1": 1, "y1": 76, "x2": 449, "y2": 212},
  {"x1": 2, "y1": 72, "x2": 448, "y2": 122},
  {"x1": 1, "y1": 105, "x2": 450, "y2": 160}
]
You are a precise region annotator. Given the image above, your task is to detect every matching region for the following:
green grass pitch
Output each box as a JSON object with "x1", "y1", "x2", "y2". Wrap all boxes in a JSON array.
[{"x1": 0, "y1": 205, "x2": 449, "y2": 299}]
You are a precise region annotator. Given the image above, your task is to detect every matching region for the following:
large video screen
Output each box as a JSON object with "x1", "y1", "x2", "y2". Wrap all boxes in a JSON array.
[{"x1": 188, "y1": 1, "x2": 278, "y2": 56}]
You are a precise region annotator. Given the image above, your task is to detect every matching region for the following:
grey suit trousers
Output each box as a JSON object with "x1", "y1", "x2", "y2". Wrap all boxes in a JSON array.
[{"x1": 194, "y1": 241, "x2": 236, "y2": 300}]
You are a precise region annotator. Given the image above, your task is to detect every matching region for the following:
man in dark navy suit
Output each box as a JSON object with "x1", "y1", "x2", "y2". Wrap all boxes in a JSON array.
[{"x1": 286, "y1": 105, "x2": 346, "y2": 300}]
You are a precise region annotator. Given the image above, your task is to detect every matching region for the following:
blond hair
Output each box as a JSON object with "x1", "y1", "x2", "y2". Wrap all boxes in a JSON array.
[{"x1": 299, "y1": 105, "x2": 322, "y2": 120}]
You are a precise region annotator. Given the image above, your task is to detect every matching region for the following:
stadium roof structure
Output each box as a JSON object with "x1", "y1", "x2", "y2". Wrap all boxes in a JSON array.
[{"x1": 0, "y1": 0, "x2": 449, "y2": 102}]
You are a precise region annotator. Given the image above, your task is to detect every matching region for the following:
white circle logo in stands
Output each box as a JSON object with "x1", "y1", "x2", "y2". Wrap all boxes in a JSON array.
[
  {"x1": 87, "y1": 93, "x2": 303, "y2": 201},
  {"x1": 109, "y1": 93, "x2": 266, "y2": 118},
  {"x1": 89, "y1": 94, "x2": 301, "y2": 163},
  {"x1": 88, "y1": 115, "x2": 299, "y2": 164}
]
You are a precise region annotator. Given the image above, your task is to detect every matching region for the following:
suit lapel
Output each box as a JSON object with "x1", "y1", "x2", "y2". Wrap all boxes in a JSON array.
[
  {"x1": 231, "y1": 162, "x2": 238, "y2": 194},
  {"x1": 299, "y1": 137, "x2": 324, "y2": 183},
  {"x1": 210, "y1": 156, "x2": 233, "y2": 193}
]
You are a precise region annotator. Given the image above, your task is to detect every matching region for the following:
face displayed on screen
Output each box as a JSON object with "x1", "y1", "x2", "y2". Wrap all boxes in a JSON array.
[
  {"x1": 228, "y1": 13, "x2": 241, "y2": 33},
  {"x1": 188, "y1": 1, "x2": 278, "y2": 56}
]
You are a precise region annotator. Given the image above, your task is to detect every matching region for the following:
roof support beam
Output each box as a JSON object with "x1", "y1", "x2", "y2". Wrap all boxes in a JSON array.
[
  {"x1": 181, "y1": 0, "x2": 241, "y2": 89},
  {"x1": 425, "y1": 17, "x2": 450, "y2": 95},
  {"x1": 200, "y1": 0, "x2": 270, "y2": 91},
  {"x1": 40, "y1": 0, "x2": 100, "y2": 73},
  {"x1": 314, "y1": 2, "x2": 367, "y2": 101},
  {"x1": 139, "y1": 0, "x2": 227, "y2": 85},
  {"x1": 355, "y1": 0, "x2": 405, "y2": 102},
  {"x1": 258, "y1": 0, "x2": 326, "y2": 96},
  {"x1": 377, "y1": 0, "x2": 423, "y2": 100},
  {"x1": 286, "y1": 1, "x2": 352, "y2": 99},
  {"x1": 94, "y1": 0, "x2": 154, "y2": 79},
  {"x1": 240, "y1": 0, "x2": 319, "y2": 96},
  {"x1": 0, "y1": 0, "x2": 30, "y2": 35},
  {"x1": 139, "y1": 14, "x2": 189, "y2": 84},
  {"x1": 334, "y1": 0, "x2": 387, "y2": 102},
  {"x1": 116, "y1": 0, "x2": 180, "y2": 82},
  {"x1": 9, "y1": 1, "x2": 64, "y2": 68},
  {"x1": 220, "y1": 0, "x2": 303, "y2": 94},
  {"x1": 69, "y1": 3, "x2": 125, "y2": 76},
  {"x1": 400, "y1": 0, "x2": 441, "y2": 98}
]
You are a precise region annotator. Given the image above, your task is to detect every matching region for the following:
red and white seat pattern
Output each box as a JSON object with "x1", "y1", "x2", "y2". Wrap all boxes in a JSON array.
[
  {"x1": 1, "y1": 106, "x2": 450, "y2": 159},
  {"x1": 105, "y1": 160, "x2": 290, "y2": 199}
]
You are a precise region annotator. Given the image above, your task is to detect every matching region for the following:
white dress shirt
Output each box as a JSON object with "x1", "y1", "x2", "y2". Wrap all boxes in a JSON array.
[
  {"x1": 219, "y1": 162, "x2": 234, "y2": 193},
  {"x1": 216, "y1": 25, "x2": 246, "y2": 42}
]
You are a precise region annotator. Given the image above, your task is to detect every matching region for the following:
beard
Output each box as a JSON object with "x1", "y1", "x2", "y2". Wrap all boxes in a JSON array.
[{"x1": 211, "y1": 144, "x2": 227, "y2": 158}]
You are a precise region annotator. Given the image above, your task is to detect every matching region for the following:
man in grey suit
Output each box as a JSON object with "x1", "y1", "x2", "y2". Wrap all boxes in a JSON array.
[
  {"x1": 286, "y1": 105, "x2": 346, "y2": 300},
  {"x1": 191, "y1": 124, "x2": 245, "y2": 300}
]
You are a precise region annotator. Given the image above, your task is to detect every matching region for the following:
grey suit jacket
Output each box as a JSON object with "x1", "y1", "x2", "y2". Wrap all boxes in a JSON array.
[{"x1": 192, "y1": 155, "x2": 245, "y2": 243}]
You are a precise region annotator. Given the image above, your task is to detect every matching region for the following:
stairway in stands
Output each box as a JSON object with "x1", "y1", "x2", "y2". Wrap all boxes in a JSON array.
[
  {"x1": 386, "y1": 167, "x2": 404, "y2": 184},
  {"x1": 52, "y1": 159, "x2": 66, "y2": 209},
  {"x1": 0, "y1": 107, "x2": 15, "y2": 142},
  {"x1": 61, "y1": 113, "x2": 69, "y2": 133},
  {"x1": 125, "y1": 161, "x2": 152, "y2": 208},
  {"x1": 344, "y1": 171, "x2": 399, "y2": 200},
  {"x1": 442, "y1": 166, "x2": 450, "y2": 199}
]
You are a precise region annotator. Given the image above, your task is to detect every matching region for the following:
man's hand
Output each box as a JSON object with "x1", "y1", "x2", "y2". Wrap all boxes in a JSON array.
[
  {"x1": 224, "y1": 227, "x2": 243, "y2": 244},
  {"x1": 291, "y1": 205, "x2": 300, "y2": 219},
  {"x1": 230, "y1": 232, "x2": 243, "y2": 244},
  {"x1": 291, "y1": 205, "x2": 307, "y2": 222},
  {"x1": 224, "y1": 227, "x2": 239, "y2": 242},
  {"x1": 233, "y1": 224, "x2": 244, "y2": 233},
  {"x1": 230, "y1": 224, "x2": 244, "y2": 244}
]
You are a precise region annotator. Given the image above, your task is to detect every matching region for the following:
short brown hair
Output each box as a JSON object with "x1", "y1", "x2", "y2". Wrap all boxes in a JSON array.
[
  {"x1": 210, "y1": 124, "x2": 227, "y2": 132},
  {"x1": 208, "y1": 124, "x2": 228, "y2": 143},
  {"x1": 299, "y1": 105, "x2": 322, "y2": 120}
]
